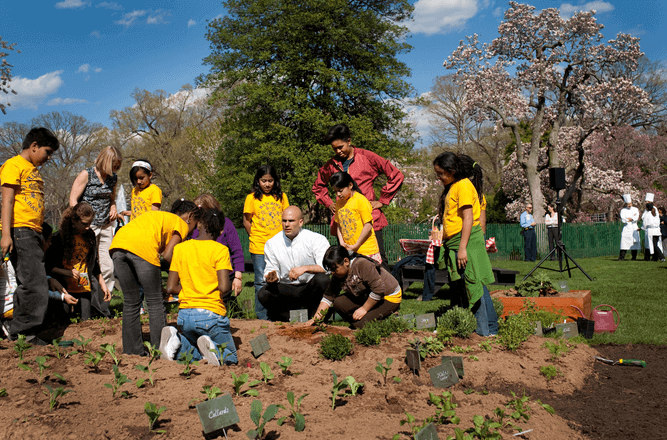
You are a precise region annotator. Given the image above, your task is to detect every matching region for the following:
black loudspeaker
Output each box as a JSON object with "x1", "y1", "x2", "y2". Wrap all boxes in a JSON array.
[{"x1": 549, "y1": 168, "x2": 566, "y2": 190}]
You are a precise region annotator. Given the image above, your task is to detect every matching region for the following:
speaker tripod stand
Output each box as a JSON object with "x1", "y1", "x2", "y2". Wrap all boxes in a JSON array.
[{"x1": 522, "y1": 190, "x2": 593, "y2": 282}]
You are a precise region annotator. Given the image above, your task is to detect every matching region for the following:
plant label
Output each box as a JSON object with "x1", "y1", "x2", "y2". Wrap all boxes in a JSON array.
[
  {"x1": 441, "y1": 356, "x2": 464, "y2": 378},
  {"x1": 555, "y1": 322, "x2": 579, "y2": 339},
  {"x1": 534, "y1": 321, "x2": 543, "y2": 336},
  {"x1": 250, "y1": 333, "x2": 271, "y2": 357},
  {"x1": 289, "y1": 309, "x2": 308, "y2": 323},
  {"x1": 415, "y1": 313, "x2": 436, "y2": 330},
  {"x1": 415, "y1": 422, "x2": 440, "y2": 440},
  {"x1": 406, "y1": 349, "x2": 421, "y2": 372},
  {"x1": 429, "y1": 359, "x2": 460, "y2": 388},
  {"x1": 401, "y1": 314, "x2": 415, "y2": 328},
  {"x1": 196, "y1": 393, "x2": 240, "y2": 434}
]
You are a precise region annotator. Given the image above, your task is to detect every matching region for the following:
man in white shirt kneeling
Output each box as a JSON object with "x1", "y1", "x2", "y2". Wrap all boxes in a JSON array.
[{"x1": 257, "y1": 206, "x2": 331, "y2": 321}]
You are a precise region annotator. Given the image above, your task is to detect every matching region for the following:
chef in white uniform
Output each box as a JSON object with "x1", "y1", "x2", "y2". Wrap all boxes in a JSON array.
[
  {"x1": 641, "y1": 193, "x2": 665, "y2": 261},
  {"x1": 619, "y1": 194, "x2": 640, "y2": 261}
]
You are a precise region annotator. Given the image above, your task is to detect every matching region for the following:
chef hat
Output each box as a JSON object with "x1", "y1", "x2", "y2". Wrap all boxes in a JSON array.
[
  {"x1": 645, "y1": 193, "x2": 655, "y2": 202},
  {"x1": 622, "y1": 194, "x2": 631, "y2": 203}
]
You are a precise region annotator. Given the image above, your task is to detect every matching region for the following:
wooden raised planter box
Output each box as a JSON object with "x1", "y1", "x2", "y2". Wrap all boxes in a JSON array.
[{"x1": 490, "y1": 290, "x2": 591, "y2": 323}]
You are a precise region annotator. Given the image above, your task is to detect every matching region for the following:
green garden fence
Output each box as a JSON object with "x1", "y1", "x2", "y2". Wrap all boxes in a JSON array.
[{"x1": 237, "y1": 222, "x2": 629, "y2": 264}]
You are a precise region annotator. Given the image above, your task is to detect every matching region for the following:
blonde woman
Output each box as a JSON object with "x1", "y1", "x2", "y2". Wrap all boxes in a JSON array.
[{"x1": 69, "y1": 146, "x2": 122, "y2": 316}]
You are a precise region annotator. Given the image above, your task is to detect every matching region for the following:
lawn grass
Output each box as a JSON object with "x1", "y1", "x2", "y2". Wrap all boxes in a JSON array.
[{"x1": 110, "y1": 257, "x2": 666, "y2": 345}]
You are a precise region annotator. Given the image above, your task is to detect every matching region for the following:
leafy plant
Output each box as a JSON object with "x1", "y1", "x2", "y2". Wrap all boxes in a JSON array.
[
  {"x1": 410, "y1": 336, "x2": 444, "y2": 360},
  {"x1": 497, "y1": 311, "x2": 535, "y2": 351},
  {"x1": 18, "y1": 355, "x2": 50, "y2": 384},
  {"x1": 247, "y1": 399, "x2": 279, "y2": 439},
  {"x1": 493, "y1": 407, "x2": 519, "y2": 431},
  {"x1": 428, "y1": 391, "x2": 460, "y2": 425},
  {"x1": 469, "y1": 355, "x2": 479, "y2": 361},
  {"x1": 516, "y1": 272, "x2": 554, "y2": 297},
  {"x1": 145, "y1": 402, "x2": 167, "y2": 433},
  {"x1": 135, "y1": 342, "x2": 161, "y2": 388},
  {"x1": 177, "y1": 350, "x2": 199, "y2": 379},
  {"x1": 231, "y1": 372, "x2": 261, "y2": 397},
  {"x1": 355, "y1": 323, "x2": 382, "y2": 346},
  {"x1": 491, "y1": 297, "x2": 504, "y2": 319},
  {"x1": 277, "y1": 391, "x2": 308, "y2": 432},
  {"x1": 539, "y1": 364, "x2": 561, "y2": 381},
  {"x1": 329, "y1": 370, "x2": 350, "y2": 410},
  {"x1": 345, "y1": 376, "x2": 364, "y2": 396},
  {"x1": 13, "y1": 334, "x2": 32, "y2": 362},
  {"x1": 399, "y1": 411, "x2": 430, "y2": 440},
  {"x1": 436, "y1": 327, "x2": 456, "y2": 345},
  {"x1": 437, "y1": 306, "x2": 477, "y2": 338},
  {"x1": 478, "y1": 340, "x2": 492, "y2": 352},
  {"x1": 104, "y1": 365, "x2": 132, "y2": 398},
  {"x1": 275, "y1": 356, "x2": 293, "y2": 374},
  {"x1": 506, "y1": 390, "x2": 531, "y2": 422},
  {"x1": 201, "y1": 385, "x2": 224, "y2": 401},
  {"x1": 535, "y1": 399, "x2": 556, "y2": 415},
  {"x1": 375, "y1": 357, "x2": 393, "y2": 385},
  {"x1": 84, "y1": 350, "x2": 106, "y2": 371},
  {"x1": 456, "y1": 415, "x2": 502, "y2": 440},
  {"x1": 312, "y1": 307, "x2": 329, "y2": 332},
  {"x1": 0, "y1": 389, "x2": 7, "y2": 397},
  {"x1": 463, "y1": 388, "x2": 475, "y2": 395},
  {"x1": 73, "y1": 335, "x2": 92, "y2": 353},
  {"x1": 451, "y1": 345, "x2": 474, "y2": 354},
  {"x1": 319, "y1": 333, "x2": 353, "y2": 361},
  {"x1": 542, "y1": 339, "x2": 571, "y2": 361},
  {"x1": 99, "y1": 343, "x2": 122, "y2": 366},
  {"x1": 259, "y1": 362, "x2": 274, "y2": 384},
  {"x1": 50, "y1": 337, "x2": 66, "y2": 359},
  {"x1": 43, "y1": 384, "x2": 73, "y2": 412}
]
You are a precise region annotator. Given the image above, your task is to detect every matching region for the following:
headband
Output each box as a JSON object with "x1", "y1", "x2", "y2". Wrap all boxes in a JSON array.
[
  {"x1": 132, "y1": 160, "x2": 152, "y2": 172},
  {"x1": 472, "y1": 162, "x2": 478, "y2": 168}
]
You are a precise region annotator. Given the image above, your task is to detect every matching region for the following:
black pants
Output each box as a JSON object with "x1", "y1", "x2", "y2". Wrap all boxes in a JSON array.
[
  {"x1": 375, "y1": 228, "x2": 389, "y2": 270},
  {"x1": 619, "y1": 249, "x2": 638, "y2": 260},
  {"x1": 9, "y1": 228, "x2": 49, "y2": 338},
  {"x1": 644, "y1": 236, "x2": 665, "y2": 261},
  {"x1": 547, "y1": 227, "x2": 559, "y2": 260},
  {"x1": 257, "y1": 273, "x2": 331, "y2": 322},
  {"x1": 333, "y1": 293, "x2": 400, "y2": 329},
  {"x1": 522, "y1": 228, "x2": 537, "y2": 261}
]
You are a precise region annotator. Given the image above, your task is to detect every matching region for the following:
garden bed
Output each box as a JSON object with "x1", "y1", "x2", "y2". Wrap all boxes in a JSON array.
[
  {"x1": 0, "y1": 316, "x2": 661, "y2": 439},
  {"x1": 491, "y1": 290, "x2": 592, "y2": 323}
]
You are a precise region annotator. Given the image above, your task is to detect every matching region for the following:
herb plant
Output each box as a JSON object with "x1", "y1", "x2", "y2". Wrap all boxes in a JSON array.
[
  {"x1": 73, "y1": 335, "x2": 92, "y2": 353},
  {"x1": 104, "y1": 365, "x2": 132, "y2": 398},
  {"x1": 375, "y1": 357, "x2": 393, "y2": 385},
  {"x1": 329, "y1": 370, "x2": 350, "y2": 410},
  {"x1": 84, "y1": 350, "x2": 106, "y2": 371},
  {"x1": 259, "y1": 362, "x2": 274, "y2": 384},
  {"x1": 275, "y1": 356, "x2": 293, "y2": 374},
  {"x1": 43, "y1": 384, "x2": 73, "y2": 412},
  {"x1": 177, "y1": 350, "x2": 199, "y2": 378},
  {"x1": 277, "y1": 391, "x2": 308, "y2": 432},
  {"x1": 18, "y1": 355, "x2": 50, "y2": 384},
  {"x1": 437, "y1": 306, "x2": 477, "y2": 338},
  {"x1": 13, "y1": 334, "x2": 32, "y2": 362},
  {"x1": 247, "y1": 399, "x2": 279, "y2": 439},
  {"x1": 99, "y1": 343, "x2": 122, "y2": 366},
  {"x1": 145, "y1": 402, "x2": 167, "y2": 433},
  {"x1": 506, "y1": 390, "x2": 531, "y2": 422},
  {"x1": 428, "y1": 391, "x2": 460, "y2": 425},
  {"x1": 319, "y1": 333, "x2": 353, "y2": 360},
  {"x1": 456, "y1": 415, "x2": 502, "y2": 440},
  {"x1": 231, "y1": 372, "x2": 261, "y2": 397},
  {"x1": 398, "y1": 411, "x2": 430, "y2": 440},
  {"x1": 135, "y1": 342, "x2": 161, "y2": 388},
  {"x1": 201, "y1": 385, "x2": 224, "y2": 401},
  {"x1": 539, "y1": 364, "x2": 561, "y2": 381}
]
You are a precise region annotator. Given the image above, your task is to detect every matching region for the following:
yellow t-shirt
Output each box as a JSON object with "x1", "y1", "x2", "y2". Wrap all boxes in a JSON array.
[
  {"x1": 110, "y1": 211, "x2": 189, "y2": 267},
  {"x1": 335, "y1": 191, "x2": 379, "y2": 256},
  {"x1": 0, "y1": 155, "x2": 44, "y2": 232},
  {"x1": 130, "y1": 184, "x2": 162, "y2": 220},
  {"x1": 243, "y1": 193, "x2": 289, "y2": 254},
  {"x1": 170, "y1": 240, "x2": 232, "y2": 317},
  {"x1": 443, "y1": 178, "x2": 481, "y2": 238},
  {"x1": 481, "y1": 194, "x2": 487, "y2": 211},
  {"x1": 64, "y1": 234, "x2": 92, "y2": 294}
]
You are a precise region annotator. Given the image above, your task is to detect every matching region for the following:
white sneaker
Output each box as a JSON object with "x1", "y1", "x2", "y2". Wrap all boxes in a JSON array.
[
  {"x1": 159, "y1": 326, "x2": 180, "y2": 361},
  {"x1": 197, "y1": 335, "x2": 221, "y2": 366}
]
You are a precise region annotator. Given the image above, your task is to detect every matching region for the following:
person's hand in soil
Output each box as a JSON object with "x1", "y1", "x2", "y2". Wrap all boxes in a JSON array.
[{"x1": 265, "y1": 270, "x2": 279, "y2": 283}]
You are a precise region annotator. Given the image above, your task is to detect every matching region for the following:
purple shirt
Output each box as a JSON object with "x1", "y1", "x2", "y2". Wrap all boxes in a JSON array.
[{"x1": 191, "y1": 217, "x2": 245, "y2": 273}]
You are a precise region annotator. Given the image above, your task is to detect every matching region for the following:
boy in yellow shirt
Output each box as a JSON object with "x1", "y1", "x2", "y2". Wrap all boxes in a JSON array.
[{"x1": 0, "y1": 128, "x2": 59, "y2": 344}]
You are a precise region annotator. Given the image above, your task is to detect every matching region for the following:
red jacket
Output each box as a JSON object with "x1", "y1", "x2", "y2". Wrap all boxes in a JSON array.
[{"x1": 312, "y1": 147, "x2": 404, "y2": 231}]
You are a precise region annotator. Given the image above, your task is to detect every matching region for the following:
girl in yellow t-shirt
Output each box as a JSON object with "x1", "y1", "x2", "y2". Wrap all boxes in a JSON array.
[
  {"x1": 120, "y1": 159, "x2": 162, "y2": 221},
  {"x1": 110, "y1": 199, "x2": 200, "y2": 355},
  {"x1": 242, "y1": 164, "x2": 289, "y2": 320},
  {"x1": 330, "y1": 172, "x2": 381, "y2": 263},
  {"x1": 45, "y1": 202, "x2": 111, "y2": 321},
  {"x1": 161, "y1": 209, "x2": 238, "y2": 366}
]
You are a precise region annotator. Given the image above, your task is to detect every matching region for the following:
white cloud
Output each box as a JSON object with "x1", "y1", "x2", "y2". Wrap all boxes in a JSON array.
[
  {"x1": 5, "y1": 71, "x2": 64, "y2": 110},
  {"x1": 93, "y1": 67, "x2": 102, "y2": 73},
  {"x1": 560, "y1": 1, "x2": 615, "y2": 18},
  {"x1": 187, "y1": 19, "x2": 196, "y2": 27},
  {"x1": 55, "y1": 0, "x2": 89, "y2": 9},
  {"x1": 147, "y1": 10, "x2": 171, "y2": 25},
  {"x1": 115, "y1": 10, "x2": 147, "y2": 27},
  {"x1": 403, "y1": 94, "x2": 432, "y2": 147},
  {"x1": 407, "y1": 0, "x2": 480, "y2": 35},
  {"x1": 47, "y1": 97, "x2": 89, "y2": 105},
  {"x1": 493, "y1": 6, "x2": 503, "y2": 17},
  {"x1": 77, "y1": 64, "x2": 90, "y2": 73},
  {"x1": 90, "y1": 30, "x2": 101, "y2": 37},
  {"x1": 96, "y1": 1, "x2": 122, "y2": 10}
]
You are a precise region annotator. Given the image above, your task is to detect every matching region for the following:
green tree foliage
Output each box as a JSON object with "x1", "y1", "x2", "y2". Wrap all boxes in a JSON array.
[{"x1": 199, "y1": 0, "x2": 416, "y2": 224}]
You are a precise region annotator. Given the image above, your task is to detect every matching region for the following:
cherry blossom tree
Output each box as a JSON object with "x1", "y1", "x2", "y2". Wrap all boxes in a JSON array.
[
  {"x1": 1, "y1": 37, "x2": 20, "y2": 115},
  {"x1": 444, "y1": 2, "x2": 650, "y2": 221}
]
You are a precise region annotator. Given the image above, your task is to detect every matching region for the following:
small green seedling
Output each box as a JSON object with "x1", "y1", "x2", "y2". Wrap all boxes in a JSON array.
[
  {"x1": 330, "y1": 370, "x2": 350, "y2": 410},
  {"x1": 214, "y1": 342, "x2": 228, "y2": 364},
  {"x1": 135, "y1": 342, "x2": 161, "y2": 388},
  {"x1": 201, "y1": 385, "x2": 224, "y2": 401},
  {"x1": 73, "y1": 335, "x2": 92, "y2": 353},
  {"x1": 247, "y1": 399, "x2": 279, "y2": 439},
  {"x1": 313, "y1": 307, "x2": 329, "y2": 332},
  {"x1": 478, "y1": 340, "x2": 493, "y2": 352},
  {"x1": 375, "y1": 357, "x2": 393, "y2": 385},
  {"x1": 399, "y1": 411, "x2": 430, "y2": 440},
  {"x1": 493, "y1": 407, "x2": 519, "y2": 431},
  {"x1": 43, "y1": 384, "x2": 73, "y2": 412},
  {"x1": 458, "y1": 415, "x2": 502, "y2": 440},
  {"x1": 275, "y1": 356, "x2": 293, "y2": 374},
  {"x1": 535, "y1": 399, "x2": 556, "y2": 415},
  {"x1": 177, "y1": 350, "x2": 199, "y2": 379},
  {"x1": 463, "y1": 388, "x2": 475, "y2": 395},
  {"x1": 53, "y1": 372, "x2": 67, "y2": 384},
  {"x1": 13, "y1": 334, "x2": 32, "y2": 362},
  {"x1": 231, "y1": 372, "x2": 261, "y2": 397},
  {"x1": 259, "y1": 362, "x2": 274, "y2": 384},
  {"x1": 19, "y1": 355, "x2": 50, "y2": 384},
  {"x1": 145, "y1": 402, "x2": 167, "y2": 433},
  {"x1": 451, "y1": 345, "x2": 474, "y2": 354},
  {"x1": 84, "y1": 350, "x2": 106, "y2": 371},
  {"x1": 507, "y1": 390, "x2": 531, "y2": 422},
  {"x1": 277, "y1": 391, "x2": 308, "y2": 432},
  {"x1": 104, "y1": 365, "x2": 132, "y2": 398},
  {"x1": 411, "y1": 336, "x2": 444, "y2": 360},
  {"x1": 428, "y1": 391, "x2": 460, "y2": 425},
  {"x1": 345, "y1": 376, "x2": 364, "y2": 396},
  {"x1": 51, "y1": 337, "x2": 65, "y2": 359},
  {"x1": 0, "y1": 389, "x2": 7, "y2": 397},
  {"x1": 469, "y1": 355, "x2": 479, "y2": 362},
  {"x1": 99, "y1": 343, "x2": 122, "y2": 366},
  {"x1": 540, "y1": 364, "x2": 560, "y2": 381},
  {"x1": 542, "y1": 340, "x2": 571, "y2": 361}
]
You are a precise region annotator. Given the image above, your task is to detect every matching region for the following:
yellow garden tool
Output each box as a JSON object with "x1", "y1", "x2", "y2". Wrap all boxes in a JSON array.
[{"x1": 593, "y1": 356, "x2": 646, "y2": 367}]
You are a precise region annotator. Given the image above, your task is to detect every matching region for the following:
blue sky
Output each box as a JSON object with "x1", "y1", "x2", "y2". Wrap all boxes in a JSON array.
[{"x1": 2, "y1": 0, "x2": 666, "y2": 144}]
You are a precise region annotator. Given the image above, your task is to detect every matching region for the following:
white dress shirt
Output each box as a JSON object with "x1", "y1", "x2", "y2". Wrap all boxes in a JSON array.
[{"x1": 263, "y1": 228, "x2": 331, "y2": 285}]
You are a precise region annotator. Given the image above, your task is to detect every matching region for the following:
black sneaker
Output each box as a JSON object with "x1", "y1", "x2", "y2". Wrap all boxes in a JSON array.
[{"x1": 25, "y1": 335, "x2": 49, "y2": 346}]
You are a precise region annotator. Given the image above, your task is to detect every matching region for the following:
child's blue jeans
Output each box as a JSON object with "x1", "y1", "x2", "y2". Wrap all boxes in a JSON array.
[
  {"x1": 176, "y1": 308, "x2": 238, "y2": 365},
  {"x1": 251, "y1": 253, "x2": 268, "y2": 320}
]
